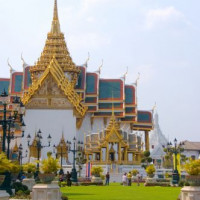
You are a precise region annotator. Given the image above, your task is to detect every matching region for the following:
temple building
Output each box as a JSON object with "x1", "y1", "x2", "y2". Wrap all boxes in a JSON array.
[
  {"x1": 0, "y1": 0, "x2": 153, "y2": 164},
  {"x1": 149, "y1": 112, "x2": 168, "y2": 167}
]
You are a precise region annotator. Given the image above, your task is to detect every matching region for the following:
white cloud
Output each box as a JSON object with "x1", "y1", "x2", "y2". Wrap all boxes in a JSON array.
[{"x1": 145, "y1": 6, "x2": 184, "y2": 29}]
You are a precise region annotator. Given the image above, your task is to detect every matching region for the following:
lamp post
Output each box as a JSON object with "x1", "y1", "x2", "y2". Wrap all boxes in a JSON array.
[
  {"x1": 27, "y1": 129, "x2": 52, "y2": 173},
  {"x1": 166, "y1": 138, "x2": 184, "y2": 185},
  {"x1": 0, "y1": 90, "x2": 26, "y2": 158},
  {"x1": 18, "y1": 143, "x2": 28, "y2": 165},
  {"x1": 67, "y1": 137, "x2": 83, "y2": 183}
]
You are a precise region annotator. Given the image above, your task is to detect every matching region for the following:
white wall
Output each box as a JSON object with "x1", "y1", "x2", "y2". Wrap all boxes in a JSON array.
[{"x1": 21, "y1": 109, "x2": 76, "y2": 163}]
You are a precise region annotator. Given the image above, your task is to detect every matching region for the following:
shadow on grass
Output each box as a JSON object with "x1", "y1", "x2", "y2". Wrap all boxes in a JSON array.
[{"x1": 63, "y1": 193, "x2": 94, "y2": 196}]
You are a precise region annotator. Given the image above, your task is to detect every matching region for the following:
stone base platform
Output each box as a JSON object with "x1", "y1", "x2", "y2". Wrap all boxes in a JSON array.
[
  {"x1": 0, "y1": 190, "x2": 10, "y2": 200},
  {"x1": 181, "y1": 186, "x2": 200, "y2": 200},
  {"x1": 31, "y1": 184, "x2": 61, "y2": 200},
  {"x1": 22, "y1": 178, "x2": 36, "y2": 191}
]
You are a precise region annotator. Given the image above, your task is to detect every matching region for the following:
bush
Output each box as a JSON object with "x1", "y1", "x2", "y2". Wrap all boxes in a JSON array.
[
  {"x1": 143, "y1": 151, "x2": 150, "y2": 157},
  {"x1": 12, "y1": 182, "x2": 28, "y2": 193},
  {"x1": 23, "y1": 163, "x2": 37, "y2": 173},
  {"x1": 91, "y1": 166, "x2": 103, "y2": 177},
  {"x1": 145, "y1": 165, "x2": 156, "y2": 175},
  {"x1": 184, "y1": 159, "x2": 200, "y2": 175},
  {"x1": 0, "y1": 153, "x2": 13, "y2": 173},
  {"x1": 41, "y1": 153, "x2": 60, "y2": 174},
  {"x1": 131, "y1": 169, "x2": 139, "y2": 176}
]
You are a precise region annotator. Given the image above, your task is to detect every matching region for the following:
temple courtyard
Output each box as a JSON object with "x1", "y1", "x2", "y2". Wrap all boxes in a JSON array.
[{"x1": 61, "y1": 183, "x2": 180, "y2": 200}]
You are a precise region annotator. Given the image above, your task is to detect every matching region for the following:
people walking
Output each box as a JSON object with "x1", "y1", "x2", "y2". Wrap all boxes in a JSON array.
[
  {"x1": 127, "y1": 171, "x2": 132, "y2": 186},
  {"x1": 122, "y1": 173, "x2": 127, "y2": 186},
  {"x1": 105, "y1": 172, "x2": 110, "y2": 185},
  {"x1": 137, "y1": 172, "x2": 140, "y2": 186},
  {"x1": 66, "y1": 171, "x2": 71, "y2": 187}
]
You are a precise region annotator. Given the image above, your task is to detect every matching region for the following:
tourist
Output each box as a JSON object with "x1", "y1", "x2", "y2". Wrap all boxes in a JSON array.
[
  {"x1": 20, "y1": 173, "x2": 26, "y2": 181},
  {"x1": 127, "y1": 172, "x2": 132, "y2": 186},
  {"x1": 122, "y1": 173, "x2": 127, "y2": 186},
  {"x1": 66, "y1": 171, "x2": 71, "y2": 187},
  {"x1": 105, "y1": 172, "x2": 110, "y2": 185},
  {"x1": 137, "y1": 172, "x2": 140, "y2": 186}
]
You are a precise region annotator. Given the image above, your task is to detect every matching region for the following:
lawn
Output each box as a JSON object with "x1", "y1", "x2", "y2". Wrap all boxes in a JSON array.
[{"x1": 61, "y1": 183, "x2": 181, "y2": 200}]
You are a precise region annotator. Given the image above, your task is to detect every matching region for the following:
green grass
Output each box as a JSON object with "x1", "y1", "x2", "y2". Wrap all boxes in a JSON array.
[{"x1": 61, "y1": 183, "x2": 181, "y2": 200}]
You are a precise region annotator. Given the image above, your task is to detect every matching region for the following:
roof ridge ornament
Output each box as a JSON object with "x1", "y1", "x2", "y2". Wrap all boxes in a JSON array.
[
  {"x1": 135, "y1": 72, "x2": 140, "y2": 86},
  {"x1": 97, "y1": 59, "x2": 103, "y2": 74},
  {"x1": 7, "y1": 58, "x2": 15, "y2": 74},
  {"x1": 84, "y1": 52, "x2": 90, "y2": 67},
  {"x1": 21, "y1": 53, "x2": 28, "y2": 68}
]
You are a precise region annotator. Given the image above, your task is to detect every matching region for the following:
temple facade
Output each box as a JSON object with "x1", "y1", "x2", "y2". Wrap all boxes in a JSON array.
[{"x1": 0, "y1": 0, "x2": 153, "y2": 165}]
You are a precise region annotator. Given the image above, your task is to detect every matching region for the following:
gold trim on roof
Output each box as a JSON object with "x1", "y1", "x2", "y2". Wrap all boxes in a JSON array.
[
  {"x1": 30, "y1": 0, "x2": 80, "y2": 84},
  {"x1": 22, "y1": 57, "x2": 87, "y2": 117}
]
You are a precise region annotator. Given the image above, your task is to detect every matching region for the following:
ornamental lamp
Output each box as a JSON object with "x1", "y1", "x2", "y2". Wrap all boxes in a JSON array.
[
  {"x1": 47, "y1": 134, "x2": 52, "y2": 145},
  {"x1": 21, "y1": 121, "x2": 26, "y2": 132},
  {"x1": 27, "y1": 134, "x2": 31, "y2": 145}
]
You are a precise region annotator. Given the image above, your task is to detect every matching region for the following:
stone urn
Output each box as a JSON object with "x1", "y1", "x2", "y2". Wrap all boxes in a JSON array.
[
  {"x1": 147, "y1": 174, "x2": 155, "y2": 178},
  {"x1": 22, "y1": 178, "x2": 36, "y2": 191},
  {"x1": 39, "y1": 173, "x2": 55, "y2": 184},
  {"x1": 91, "y1": 176, "x2": 103, "y2": 184},
  {"x1": 186, "y1": 175, "x2": 200, "y2": 186},
  {"x1": 181, "y1": 176, "x2": 200, "y2": 200}
]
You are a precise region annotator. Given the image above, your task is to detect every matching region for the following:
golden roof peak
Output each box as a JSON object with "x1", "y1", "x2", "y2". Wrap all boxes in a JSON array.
[
  {"x1": 51, "y1": 0, "x2": 61, "y2": 34},
  {"x1": 13, "y1": 141, "x2": 18, "y2": 152},
  {"x1": 29, "y1": 0, "x2": 80, "y2": 83},
  {"x1": 53, "y1": 0, "x2": 58, "y2": 20}
]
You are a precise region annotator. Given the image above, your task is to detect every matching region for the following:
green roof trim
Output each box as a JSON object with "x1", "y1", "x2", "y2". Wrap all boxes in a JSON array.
[
  {"x1": 0, "y1": 80, "x2": 10, "y2": 94},
  {"x1": 99, "y1": 80, "x2": 123, "y2": 100},
  {"x1": 14, "y1": 75, "x2": 23, "y2": 92},
  {"x1": 125, "y1": 86, "x2": 135, "y2": 104}
]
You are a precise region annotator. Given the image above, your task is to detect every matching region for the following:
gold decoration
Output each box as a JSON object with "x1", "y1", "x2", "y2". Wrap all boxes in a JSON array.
[
  {"x1": 76, "y1": 118, "x2": 84, "y2": 130},
  {"x1": 29, "y1": 134, "x2": 41, "y2": 158},
  {"x1": 29, "y1": 0, "x2": 80, "y2": 86},
  {"x1": 56, "y1": 133, "x2": 68, "y2": 160},
  {"x1": 22, "y1": 57, "x2": 87, "y2": 117}
]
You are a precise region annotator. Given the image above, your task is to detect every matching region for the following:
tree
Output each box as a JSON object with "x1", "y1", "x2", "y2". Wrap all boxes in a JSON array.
[
  {"x1": 75, "y1": 152, "x2": 86, "y2": 177},
  {"x1": 141, "y1": 151, "x2": 152, "y2": 169}
]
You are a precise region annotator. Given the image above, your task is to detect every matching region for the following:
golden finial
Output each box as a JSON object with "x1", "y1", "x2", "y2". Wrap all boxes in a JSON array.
[
  {"x1": 53, "y1": 0, "x2": 58, "y2": 20},
  {"x1": 61, "y1": 131, "x2": 65, "y2": 140},
  {"x1": 13, "y1": 140, "x2": 18, "y2": 152},
  {"x1": 51, "y1": 0, "x2": 61, "y2": 34}
]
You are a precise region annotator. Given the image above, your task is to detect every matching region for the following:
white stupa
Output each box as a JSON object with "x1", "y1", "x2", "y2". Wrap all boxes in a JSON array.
[{"x1": 149, "y1": 112, "x2": 168, "y2": 165}]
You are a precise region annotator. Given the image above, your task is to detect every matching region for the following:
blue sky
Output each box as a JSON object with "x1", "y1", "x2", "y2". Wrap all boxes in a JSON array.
[{"x1": 0, "y1": 0, "x2": 200, "y2": 142}]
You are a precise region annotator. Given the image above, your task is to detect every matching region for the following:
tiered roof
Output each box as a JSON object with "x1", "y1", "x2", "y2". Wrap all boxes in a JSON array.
[{"x1": 0, "y1": 0, "x2": 153, "y2": 131}]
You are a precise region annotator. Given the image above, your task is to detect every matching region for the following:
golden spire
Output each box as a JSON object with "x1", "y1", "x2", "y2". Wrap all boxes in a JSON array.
[
  {"x1": 51, "y1": 0, "x2": 61, "y2": 34},
  {"x1": 30, "y1": 0, "x2": 80, "y2": 85},
  {"x1": 53, "y1": 0, "x2": 58, "y2": 20},
  {"x1": 13, "y1": 141, "x2": 18, "y2": 152}
]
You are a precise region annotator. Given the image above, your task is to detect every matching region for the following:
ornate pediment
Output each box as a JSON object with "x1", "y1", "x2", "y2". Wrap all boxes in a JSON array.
[
  {"x1": 26, "y1": 73, "x2": 73, "y2": 109},
  {"x1": 22, "y1": 58, "x2": 87, "y2": 117}
]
